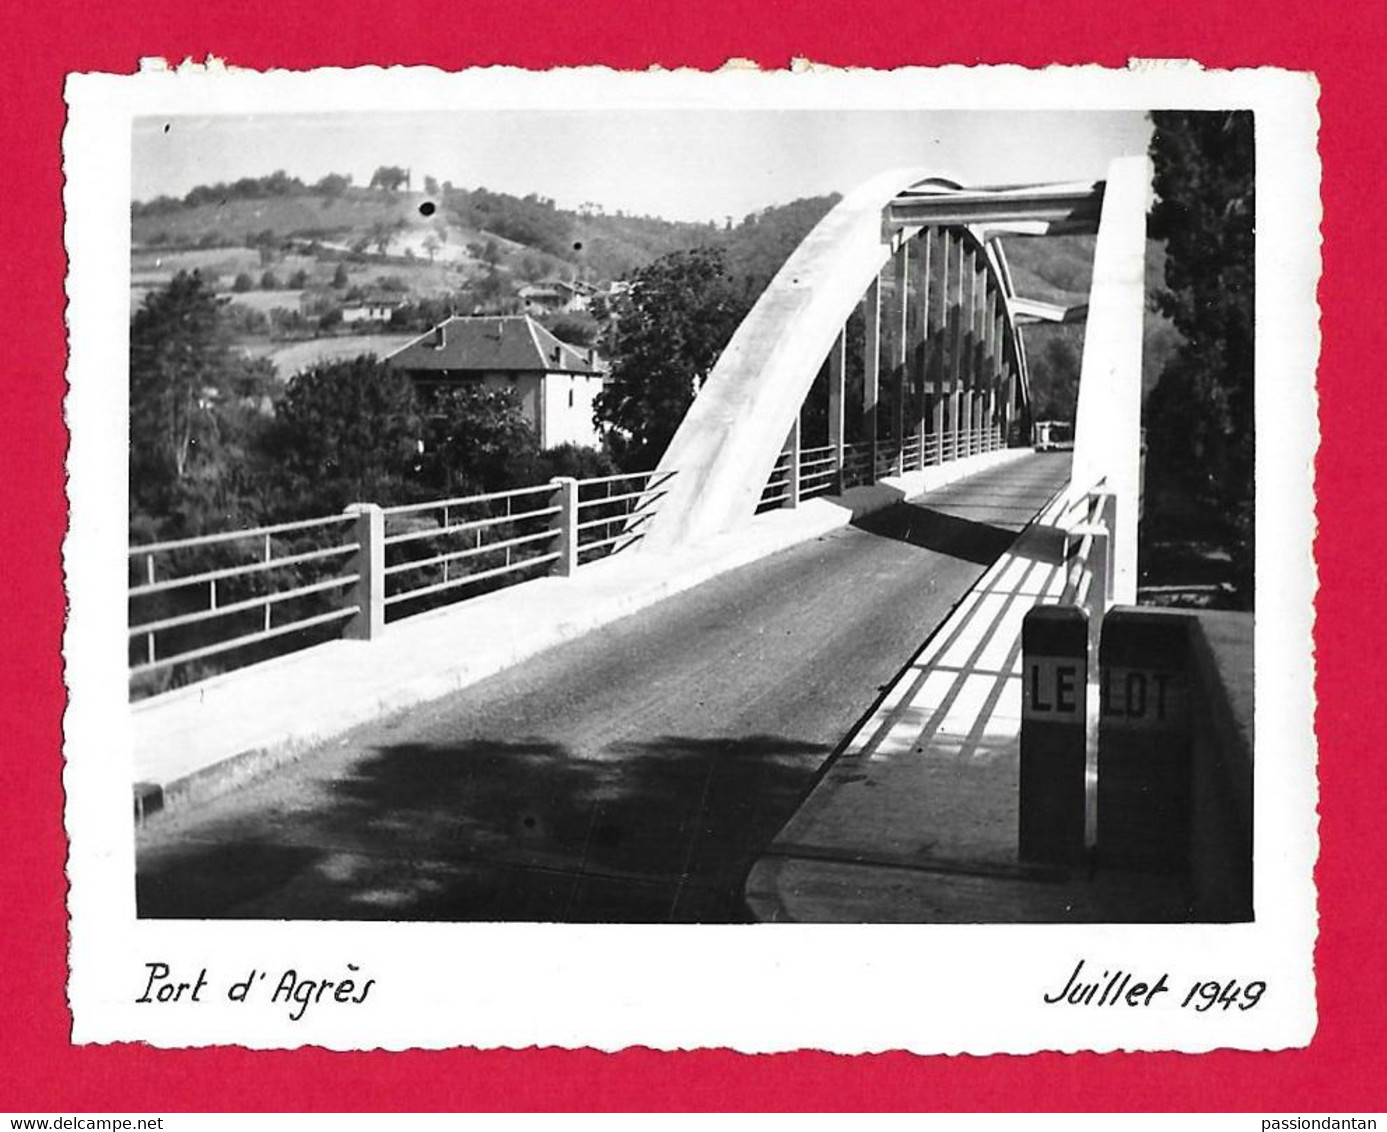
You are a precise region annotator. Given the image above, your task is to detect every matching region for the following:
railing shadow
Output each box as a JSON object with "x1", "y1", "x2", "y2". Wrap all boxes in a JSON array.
[{"x1": 852, "y1": 502, "x2": 1031, "y2": 566}]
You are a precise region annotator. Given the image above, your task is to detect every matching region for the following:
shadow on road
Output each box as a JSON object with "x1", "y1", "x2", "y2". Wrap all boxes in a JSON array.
[
  {"x1": 853, "y1": 502, "x2": 1023, "y2": 565},
  {"x1": 138, "y1": 732, "x2": 831, "y2": 923}
]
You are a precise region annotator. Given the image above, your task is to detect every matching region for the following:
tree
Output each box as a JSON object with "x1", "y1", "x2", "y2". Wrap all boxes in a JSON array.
[
  {"x1": 314, "y1": 172, "x2": 352, "y2": 196},
  {"x1": 718, "y1": 195, "x2": 840, "y2": 297},
  {"x1": 232, "y1": 272, "x2": 254, "y2": 293},
  {"x1": 260, "y1": 270, "x2": 281, "y2": 290},
  {"x1": 368, "y1": 219, "x2": 395, "y2": 255},
  {"x1": 547, "y1": 315, "x2": 598, "y2": 347},
  {"x1": 261, "y1": 357, "x2": 423, "y2": 515},
  {"x1": 535, "y1": 442, "x2": 616, "y2": 483},
  {"x1": 1145, "y1": 111, "x2": 1255, "y2": 601},
  {"x1": 289, "y1": 268, "x2": 309, "y2": 289},
  {"x1": 332, "y1": 262, "x2": 350, "y2": 289},
  {"x1": 1024, "y1": 328, "x2": 1082, "y2": 423},
  {"x1": 369, "y1": 165, "x2": 409, "y2": 192},
  {"x1": 594, "y1": 247, "x2": 750, "y2": 469},
  {"x1": 129, "y1": 271, "x2": 275, "y2": 532},
  {"x1": 473, "y1": 265, "x2": 509, "y2": 310},
  {"x1": 415, "y1": 385, "x2": 541, "y2": 496},
  {"x1": 423, "y1": 174, "x2": 440, "y2": 196}
]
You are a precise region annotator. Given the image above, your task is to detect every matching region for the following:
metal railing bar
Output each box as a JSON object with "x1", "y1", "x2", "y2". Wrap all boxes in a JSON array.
[
  {"x1": 129, "y1": 513, "x2": 356, "y2": 557},
  {"x1": 574, "y1": 470, "x2": 676, "y2": 488},
  {"x1": 384, "y1": 506, "x2": 561, "y2": 547},
  {"x1": 576, "y1": 509, "x2": 655, "y2": 537},
  {"x1": 383, "y1": 482, "x2": 554, "y2": 518},
  {"x1": 130, "y1": 606, "x2": 358, "y2": 675},
  {"x1": 130, "y1": 574, "x2": 359, "y2": 637},
  {"x1": 130, "y1": 543, "x2": 358, "y2": 598},
  {"x1": 383, "y1": 554, "x2": 560, "y2": 606},
  {"x1": 384, "y1": 528, "x2": 558, "y2": 578},
  {"x1": 578, "y1": 529, "x2": 651, "y2": 554},
  {"x1": 576, "y1": 486, "x2": 668, "y2": 511}
]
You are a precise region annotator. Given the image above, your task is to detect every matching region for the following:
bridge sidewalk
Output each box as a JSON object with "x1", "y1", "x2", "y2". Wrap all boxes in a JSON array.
[
  {"x1": 133, "y1": 448, "x2": 1031, "y2": 817},
  {"x1": 744, "y1": 487, "x2": 1191, "y2": 923}
]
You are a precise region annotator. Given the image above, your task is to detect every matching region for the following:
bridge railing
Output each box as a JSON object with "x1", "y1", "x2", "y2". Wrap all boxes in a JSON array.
[
  {"x1": 381, "y1": 483, "x2": 563, "y2": 617},
  {"x1": 796, "y1": 445, "x2": 839, "y2": 500},
  {"x1": 757, "y1": 424, "x2": 1006, "y2": 511},
  {"x1": 129, "y1": 469, "x2": 679, "y2": 700},
  {"x1": 128, "y1": 513, "x2": 363, "y2": 686},
  {"x1": 575, "y1": 469, "x2": 677, "y2": 562},
  {"x1": 758, "y1": 451, "x2": 794, "y2": 509},
  {"x1": 842, "y1": 441, "x2": 874, "y2": 489},
  {"x1": 1058, "y1": 479, "x2": 1117, "y2": 646}
]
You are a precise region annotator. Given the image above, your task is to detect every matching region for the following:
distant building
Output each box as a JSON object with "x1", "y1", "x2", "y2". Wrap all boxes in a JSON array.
[
  {"x1": 385, "y1": 315, "x2": 606, "y2": 450},
  {"x1": 341, "y1": 294, "x2": 405, "y2": 324},
  {"x1": 518, "y1": 279, "x2": 595, "y2": 316}
]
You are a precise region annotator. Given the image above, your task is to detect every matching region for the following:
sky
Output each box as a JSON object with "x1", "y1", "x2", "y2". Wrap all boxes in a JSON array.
[{"x1": 132, "y1": 110, "x2": 1152, "y2": 224}]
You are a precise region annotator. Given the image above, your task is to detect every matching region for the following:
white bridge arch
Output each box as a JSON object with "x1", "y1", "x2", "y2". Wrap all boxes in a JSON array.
[{"x1": 639, "y1": 157, "x2": 1149, "y2": 608}]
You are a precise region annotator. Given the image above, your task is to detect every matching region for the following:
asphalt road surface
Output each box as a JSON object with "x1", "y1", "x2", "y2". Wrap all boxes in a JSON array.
[{"x1": 138, "y1": 452, "x2": 1072, "y2": 922}]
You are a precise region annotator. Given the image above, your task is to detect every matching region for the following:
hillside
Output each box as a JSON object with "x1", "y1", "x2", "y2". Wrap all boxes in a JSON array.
[
  {"x1": 129, "y1": 178, "x2": 843, "y2": 374},
  {"x1": 130, "y1": 175, "x2": 1180, "y2": 407},
  {"x1": 132, "y1": 182, "x2": 839, "y2": 290},
  {"x1": 1004, "y1": 235, "x2": 1182, "y2": 422}
]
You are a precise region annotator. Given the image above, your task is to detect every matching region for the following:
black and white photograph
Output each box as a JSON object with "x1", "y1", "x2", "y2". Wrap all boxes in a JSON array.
[{"x1": 63, "y1": 64, "x2": 1318, "y2": 1052}]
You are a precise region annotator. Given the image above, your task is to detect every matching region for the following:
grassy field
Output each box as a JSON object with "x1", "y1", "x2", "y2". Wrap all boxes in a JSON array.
[
  {"x1": 239, "y1": 334, "x2": 420, "y2": 380},
  {"x1": 133, "y1": 190, "x2": 433, "y2": 246}
]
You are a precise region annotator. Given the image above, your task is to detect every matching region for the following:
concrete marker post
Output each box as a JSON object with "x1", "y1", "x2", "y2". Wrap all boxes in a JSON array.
[
  {"x1": 1097, "y1": 608, "x2": 1192, "y2": 873},
  {"x1": 1020, "y1": 604, "x2": 1090, "y2": 865}
]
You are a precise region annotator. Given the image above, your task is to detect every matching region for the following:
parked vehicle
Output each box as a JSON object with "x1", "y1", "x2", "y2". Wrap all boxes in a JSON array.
[{"x1": 1034, "y1": 420, "x2": 1074, "y2": 451}]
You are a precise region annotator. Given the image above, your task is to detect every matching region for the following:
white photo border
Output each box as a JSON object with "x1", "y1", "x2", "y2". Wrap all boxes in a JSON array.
[{"x1": 63, "y1": 62, "x2": 1320, "y2": 1053}]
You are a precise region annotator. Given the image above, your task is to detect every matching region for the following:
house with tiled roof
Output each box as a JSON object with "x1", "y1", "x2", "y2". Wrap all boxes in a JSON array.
[
  {"x1": 385, "y1": 314, "x2": 605, "y2": 449},
  {"x1": 518, "y1": 279, "x2": 591, "y2": 316}
]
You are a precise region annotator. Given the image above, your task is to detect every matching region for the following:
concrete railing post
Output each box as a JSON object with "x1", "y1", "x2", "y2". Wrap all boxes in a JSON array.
[
  {"x1": 1086, "y1": 525, "x2": 1110, "y2": 658},
  {"x1": 1100, "y1": 492, "x2": 1118, "y2": 601},
  {"x1": 550, "y1": 476, "x2": 578, "y2": 576},
  {"x1": 1020, "y1": 605, "x2": 1090, "y2": 866},
  {"x1": 344, "y1": 503, "x2": 385, "y2": 642}
]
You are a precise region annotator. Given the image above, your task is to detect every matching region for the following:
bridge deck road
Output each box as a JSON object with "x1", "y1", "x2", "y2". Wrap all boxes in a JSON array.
[{"x1": 138, "y1": 452, "x2": 1073, "y2": 922}]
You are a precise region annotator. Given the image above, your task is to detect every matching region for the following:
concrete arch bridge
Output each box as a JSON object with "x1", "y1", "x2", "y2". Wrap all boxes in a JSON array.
[{"x1": 132, "y1": 158, "x2": 1177, "y2": 924}]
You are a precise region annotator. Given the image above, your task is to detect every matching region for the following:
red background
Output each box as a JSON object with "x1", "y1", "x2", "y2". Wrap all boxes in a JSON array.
[{"x1": 3, "y1": 0, "x2": 1379, "y2": 1112}]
